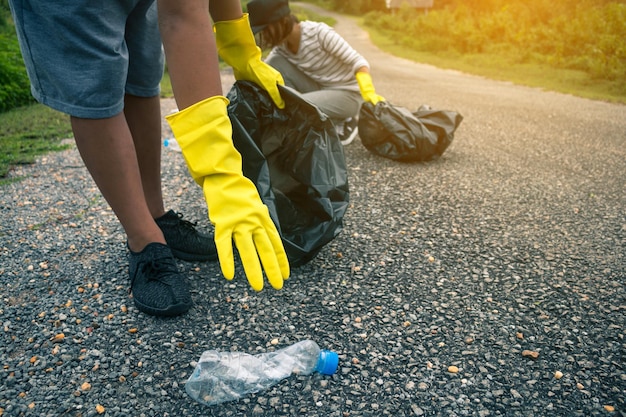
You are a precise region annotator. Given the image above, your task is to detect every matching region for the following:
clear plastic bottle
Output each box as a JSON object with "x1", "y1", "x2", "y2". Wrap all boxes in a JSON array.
[
  {"x1": 163, "y1": 137, "x2": 181, "y2": 152},
  {"x1": 185, "y1": 340, "x2": 339, "y2": 406}
]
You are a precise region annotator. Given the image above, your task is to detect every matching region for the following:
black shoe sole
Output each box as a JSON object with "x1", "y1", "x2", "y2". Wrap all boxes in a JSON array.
[
  {"x1": 133, "y1": 297, "x2": 192, "y2": 317},
  {"x1": 170, "y1": 248, "x2": 218, "y2": 262}
]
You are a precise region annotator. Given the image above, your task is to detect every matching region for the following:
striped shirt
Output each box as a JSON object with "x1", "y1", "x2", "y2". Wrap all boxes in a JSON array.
[{"x1": 267, "y1": 20, "x2": 369, "y2": 92}]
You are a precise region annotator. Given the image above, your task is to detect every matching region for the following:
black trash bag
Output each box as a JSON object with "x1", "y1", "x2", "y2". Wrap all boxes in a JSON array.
[
  {"x1": 358, "y1": 101, "x2": 463, "y2": 162},
  {"x1": 226, "y1": 81, "x2": 349, "y2": 267}
]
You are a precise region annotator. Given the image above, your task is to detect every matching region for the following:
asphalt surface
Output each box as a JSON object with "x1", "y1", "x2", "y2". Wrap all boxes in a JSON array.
[{"x1": 1, "y1": 5, "x2": 625, "y2": 417}]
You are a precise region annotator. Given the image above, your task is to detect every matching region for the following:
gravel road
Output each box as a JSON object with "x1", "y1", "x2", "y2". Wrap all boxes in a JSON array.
[{"x1": 1, "y1": 4, "x2": 625, "y2": 417}]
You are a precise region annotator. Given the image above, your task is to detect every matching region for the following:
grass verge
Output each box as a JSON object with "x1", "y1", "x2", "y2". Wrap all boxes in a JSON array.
[
  {"x1": 365, "y1": 23, "x2": 626, "y2": 105},
  {"x1": 0, "y1": 104, "x2": 72, "y2": 184}
]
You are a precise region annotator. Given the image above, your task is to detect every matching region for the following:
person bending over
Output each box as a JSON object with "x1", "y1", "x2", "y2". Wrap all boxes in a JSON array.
[
  {"x1": 247, "y1": 0, "x2": 385, "y2": 145},
  {"x1": 9, "y1": 0, "x2": 289, "y2": 317}
]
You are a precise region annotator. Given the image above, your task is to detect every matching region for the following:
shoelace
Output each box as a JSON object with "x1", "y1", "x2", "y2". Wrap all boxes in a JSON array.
[
  {"x1": 173, "y1": 212, "x2": 200, "y2": 234},
  {"x1": 130, "y1": 251, "x2": 179, "y2": 287}
]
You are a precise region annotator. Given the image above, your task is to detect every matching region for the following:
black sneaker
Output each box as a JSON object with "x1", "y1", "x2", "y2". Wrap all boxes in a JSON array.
[
  {"x1": 155, "y1": 210, "x2": 218, "y2": 262},
  {"x1": 129, "y1": 242, "x2": 192, "y2": 317},
  {"x1": 337, "y1": 117, "x2": 359, "y2": 146}
]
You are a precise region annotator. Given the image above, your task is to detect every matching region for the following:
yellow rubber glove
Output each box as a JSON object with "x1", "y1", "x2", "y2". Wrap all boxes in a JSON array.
[
  {"x1": 214, "y1": 14, "x2": 285, "y2": 109},
  {"x1": 356, "y1": 71, "x2": 385, "y2": 105},
  {"x1": 165, "y1": 97, "x2": 290, "y2": 291}
]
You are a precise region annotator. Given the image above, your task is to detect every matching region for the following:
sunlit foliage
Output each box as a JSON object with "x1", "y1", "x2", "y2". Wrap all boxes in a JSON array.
[{"x1": 361, "y1": 0, "x2": 626, "y2": 85}]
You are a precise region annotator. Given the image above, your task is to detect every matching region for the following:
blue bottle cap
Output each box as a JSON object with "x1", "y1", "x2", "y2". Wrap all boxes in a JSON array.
[{"x1": 316, "y1": 350, "x2": 339, "y2": 375}]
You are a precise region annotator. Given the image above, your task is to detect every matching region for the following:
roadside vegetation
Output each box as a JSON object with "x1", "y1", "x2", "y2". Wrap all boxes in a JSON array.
[
  {"x1": 319, "y1": 0, "x2": 626, "y2": 102},
  {"x1": 0, "y1": 1, "x2": 73, "y2": 183},
  {"x1": 1, "y1": 0, "x2": 624, "y2": 182}
]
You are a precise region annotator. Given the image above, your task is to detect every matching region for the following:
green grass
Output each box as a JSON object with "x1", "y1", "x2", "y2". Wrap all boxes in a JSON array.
[
  {"x1": 160, "y1": 68, "x2": 173, "y2": 98},
  {"x1": 292, "y1": 3, "x2": 335, "y2": 25},
  {"x1": 366, "y1": 26, "x2": 626, "y2": 104},
  {"x1": 0, "y1": 104, "x2": 72, "y2": 184}
]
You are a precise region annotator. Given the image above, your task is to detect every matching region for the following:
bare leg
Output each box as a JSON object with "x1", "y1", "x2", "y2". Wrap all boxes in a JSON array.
[
  {"x1": 158, "y1": 0, "x2": 242, "y2": 109},
  {"x1": 124, "y1": 94, "x2": 166, "y2": 219},
  {"x1": 71, "y1": 113, "x2": 165, "y2": 253}
]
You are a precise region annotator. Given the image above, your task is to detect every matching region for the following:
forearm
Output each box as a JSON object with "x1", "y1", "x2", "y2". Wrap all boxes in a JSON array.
[
  {"x1": 208, "y1": 0, "x2": 243, "y2": 22},
  {"x1": 157, "y1": 0, "x2": 223, "y2": 109}
]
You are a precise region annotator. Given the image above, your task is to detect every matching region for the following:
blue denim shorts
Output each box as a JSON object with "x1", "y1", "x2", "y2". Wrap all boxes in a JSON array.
[{"x1": 10, "y1": 0, "x2": 164, "y2": 119}]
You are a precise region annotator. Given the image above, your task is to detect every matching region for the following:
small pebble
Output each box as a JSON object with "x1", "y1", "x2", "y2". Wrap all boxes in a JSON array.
[{"x1": 522, "y1": 350, "x2": 539, "y2": 359}]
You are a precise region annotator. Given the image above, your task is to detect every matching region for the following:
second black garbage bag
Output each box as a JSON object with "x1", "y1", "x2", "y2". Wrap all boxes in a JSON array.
[
  {"x1": 358, "y1": 101, "x2": 464, "y2": 162},
  {"x1": 226, "y1": 81, "x2": 349, "y2": 267}
]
